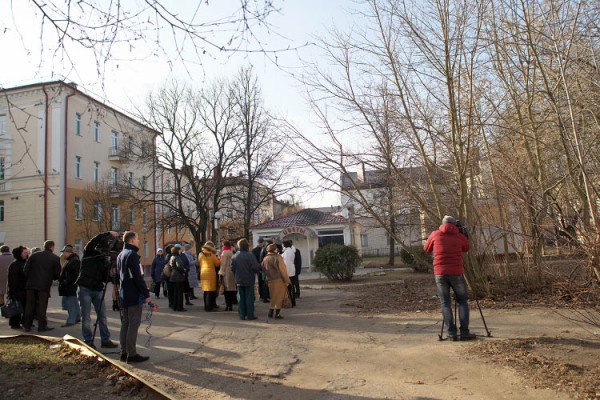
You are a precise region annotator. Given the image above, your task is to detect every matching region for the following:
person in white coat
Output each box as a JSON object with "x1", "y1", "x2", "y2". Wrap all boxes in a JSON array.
[{"x1": 281, "y1": 240, "x2": 296, "y2": 307}]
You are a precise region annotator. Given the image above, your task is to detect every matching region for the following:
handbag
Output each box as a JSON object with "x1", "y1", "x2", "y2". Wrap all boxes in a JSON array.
[
  {"x1": 1, "y1": 300, "x2": 23, "y2": 318},
  {"x1": 162, "y1": 263, "x2": 172, "y2": 278},
  {"x1": 282, "y1": 290, "x2": 292, "y2": 309}
]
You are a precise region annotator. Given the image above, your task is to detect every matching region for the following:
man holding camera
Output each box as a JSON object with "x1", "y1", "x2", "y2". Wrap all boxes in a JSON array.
[
  {"x1": 76, "y1": 231, "x2": 119, "y2": 349},
  {"x1": 424, "y1": 215, "x2": 476, "y2": 341}
]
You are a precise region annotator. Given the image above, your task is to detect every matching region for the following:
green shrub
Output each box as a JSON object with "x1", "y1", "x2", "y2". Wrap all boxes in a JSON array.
[
  {"x1": 400, "y1": 246, "x2": 432, "y2": 272},
  {"x1": 314, "y1": 244, "x2": 361, "y2": 281}
]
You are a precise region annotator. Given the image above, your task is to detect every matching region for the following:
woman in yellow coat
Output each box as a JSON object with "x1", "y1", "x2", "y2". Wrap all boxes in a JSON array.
[{"x1": 198, "y1": 241, "x2": 220, "y2": 312}]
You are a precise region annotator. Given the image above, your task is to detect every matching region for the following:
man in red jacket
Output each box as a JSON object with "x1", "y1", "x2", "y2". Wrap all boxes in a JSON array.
[{"x1": 424, "y1": 215, "x2": 475, "y2": 341}]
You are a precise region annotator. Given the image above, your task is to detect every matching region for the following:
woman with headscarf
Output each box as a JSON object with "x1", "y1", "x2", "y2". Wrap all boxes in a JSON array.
[
  {"x1": 261, "y1": 243, "x2": 291, "y2": 319},
  {"x1": 7, "y1": 246, "x2": 29, "y2": 329},
  {"x1": 198, "y1": 241, "x2": 220, "y2": 312},
  {"x1": 218, "y1": 240, "x2": 236, "y2": 311}
]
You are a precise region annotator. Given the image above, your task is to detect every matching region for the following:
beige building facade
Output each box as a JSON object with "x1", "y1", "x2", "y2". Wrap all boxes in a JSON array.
[{"x1": 0, "y1": 81, "x2": 158, "y2": 264}]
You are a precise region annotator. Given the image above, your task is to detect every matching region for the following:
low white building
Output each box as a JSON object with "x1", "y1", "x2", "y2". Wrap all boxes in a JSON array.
[{"x1": 250, "y1": 208, "x2": 359, "y2": 271}]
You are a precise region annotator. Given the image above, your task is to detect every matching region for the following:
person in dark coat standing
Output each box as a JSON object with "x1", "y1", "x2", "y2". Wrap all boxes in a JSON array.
[
  {"x1": 293, "y1": 241, "x2": 302, "y2": 299},
  {"x1": 150, "y1": 248, "x2": 165, "y2": 299},
  {"x1": 0, "y1": 245, "x2": 12, "y2": 306},
  {"x1": 58, "y1": 244, "x2": 81, "y2": 327},
  {"x1": 231, "y1": 239, "x2": 261, "y2": 320},
  {"x1": 167, "y1": 245, "x2": 187, "y2": 312},
  {"x1": 424, "y1": 215, "x2": 474, "y2": 341},
  {"x1": 22, "y1": 240, "x2": 61, "y2": 332},
  {"x1": 76, "y1": 231, "x2": 119, "y2": 349},
  {"x1": 7, "y1": 246, "x2": 29, "y2": 329},
  {"x1": 253, "y1": 238, "x2": 270, "y2": 303},
  {"x1": 117, "y1": 231, "x2": 151, "y2": 363}
]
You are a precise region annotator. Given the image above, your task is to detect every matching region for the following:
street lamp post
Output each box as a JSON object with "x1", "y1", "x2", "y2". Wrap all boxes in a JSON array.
[{"x1": 214, "y1": 210, "x2": 223, "y2": 253}]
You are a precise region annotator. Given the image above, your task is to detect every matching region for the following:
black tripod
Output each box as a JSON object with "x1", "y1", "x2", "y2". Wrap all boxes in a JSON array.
[
  {"x1": 437, "y1": 275, "x2": 492, "y2": 341},
  {"x1": 90, "y1": 256, "x2": 118, "y2": 350}
]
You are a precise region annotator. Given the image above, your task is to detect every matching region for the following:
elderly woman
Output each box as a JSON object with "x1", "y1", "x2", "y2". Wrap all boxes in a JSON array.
[
  {"x1": 218, "y1": 240, "x2": 236, "y2": 311},
  {"x1": 261, "y1": 243, "x2": 291, "y2": 319},
  {"x1": 198, "y1": 241, "x2": 220, "y2": 312}
]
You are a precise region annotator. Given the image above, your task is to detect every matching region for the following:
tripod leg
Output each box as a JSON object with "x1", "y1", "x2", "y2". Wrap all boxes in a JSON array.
[
  {"x1": 475, "y1": 298, "x2": 492, "y2": 337},
  {"x1": 438, "y1": 318, "x2": 445, "y2": 340}
]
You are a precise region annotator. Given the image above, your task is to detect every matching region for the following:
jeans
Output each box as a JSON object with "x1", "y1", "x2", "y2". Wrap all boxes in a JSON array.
[
  {"x1": 78, "y1": 286, "x2": 111, "y2": 344},
  {"x1": 120, "y1": 304, "x2": 142, "y2": 356},
  {"x1": 435, "y1": 275, "x2": 470, "y2": 335},
  {"x1": 237, "y1": 285, "x2": 255, "y2": 319},
  {"x1": 64, "y1": 295, "x2": 81, "y2": 324}
]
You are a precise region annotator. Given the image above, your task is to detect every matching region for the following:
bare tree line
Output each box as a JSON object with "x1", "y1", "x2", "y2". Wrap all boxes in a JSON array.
[{"x1": 285, "y1": 0, "x2": 599, "y2": 291}]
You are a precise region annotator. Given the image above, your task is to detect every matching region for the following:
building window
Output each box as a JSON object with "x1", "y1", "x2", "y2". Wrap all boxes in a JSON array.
[
  {"x1": 111, "y1": 130, "x2": 118, "y2": 152},
  {"x1": 111, "y1": 204, "x2": 120, "y2": 231},
  {"x1": 75, "y1": 113, "x2": 81, "y2": 136},
  {"x1": 0, "y1": 157, "x2": 5, "y2": 180},
  {"x1": 93, "y1": 201, "x2": 101, "y2": 222},
  {"x1": 0, "y1": 200, "x2": 4, "y2": 221},
  {"x1": 317, "y1": 229, "x2": 345, "y2": 248},
  {"x1": 128, "y1": 172, "x2": 134, "y2": 188},
  {"x1": 74, "y1": 239, "x2": 83, "y2": 256},
  {"x1": 129, "y1": 206, "x2": 135, "y2": 224},
  {"x1": 144, "y1": 241, "x2": 149, "y2": 258},
  {"x1": 75, "y1": 156, "x2": 82, "y2": 178},
  {"x1": 93, "y1": 121, "x2": 100, "y2": 142},
  {"x1": 111, "y1": 167, "x2": 118, "y2": 186},
  {"x1": 142, "y1": 208, "x2": 148, "y2": 225},
  {"x1": 165, "y1": 179, "x2": 171, "y2": 192},
  {"x1": 128, "y1": 136, "x2": 134, "y2": 153},
  {"x1": 141, "y1": 176, "x2": 147, "y2": 190},
  {"x1": 74, "y1": 197, "x2": 82, "y2": 220},
  {"x1": 93, "y1": 162, "x2": 100, "y2": 183},
  {"x1": 360, "y1": 234, "x2": 368, "y2": 248}
]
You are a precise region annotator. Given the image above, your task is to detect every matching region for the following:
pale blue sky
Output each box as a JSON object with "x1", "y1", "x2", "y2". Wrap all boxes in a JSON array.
[{"x1": 0, "y1": 1, "x2": 365, "y2": 207}]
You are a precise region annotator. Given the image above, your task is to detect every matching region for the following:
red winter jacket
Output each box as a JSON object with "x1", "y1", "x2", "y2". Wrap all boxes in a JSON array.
[{"x1": 423, "y1": 223, "x2": 469, "y2": 276}]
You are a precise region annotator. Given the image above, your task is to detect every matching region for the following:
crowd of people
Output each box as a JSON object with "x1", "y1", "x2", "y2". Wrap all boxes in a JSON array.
[{"x1": 0, "y1": 232, "x2": 304, "y2": 363}]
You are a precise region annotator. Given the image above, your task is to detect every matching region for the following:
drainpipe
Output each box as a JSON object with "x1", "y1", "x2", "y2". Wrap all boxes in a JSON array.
[
  {"x1": 64, "y1": 85, "x2": 77, "y2": 244},
  {"x1": 42, "y1": 85, "x2": 49, "y2": 240}
]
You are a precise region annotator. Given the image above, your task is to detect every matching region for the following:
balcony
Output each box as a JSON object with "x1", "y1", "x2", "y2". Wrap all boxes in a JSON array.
[
  {"x1": 108, "y1": 147, "x2": 129, "y2": 162},
  {"x1": 110, "y1": 183, "x2": 131, "y2": 198}
]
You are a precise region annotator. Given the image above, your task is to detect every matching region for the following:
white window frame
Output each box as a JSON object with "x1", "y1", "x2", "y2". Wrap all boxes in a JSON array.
[
  {"x1": 74, "y1": 197, "x2": 83, "y2": 220},
  {"x1": 142, "y1": 208, "x2": 148, "y2": 225},
  {"x1": 128, "y1": 171, "x2": 134, "y2": 188},
  {"x1": 144, "y1": 241, "x2": 149, "y2": 258},
  {"x1": 93, "y1": 161, "x2": 100, "y2": 183},
  {"x1": 111, "y1": 204, "x2": 120, "y2": 231},
  {"x1": 75, "y1": 156, "x2": 82, "y2": 178},
  {"x1": 111, "y1": 167, "x2": 118, "y2": 186},
  {"x1": 129, "y1": 206, "x2": 135, "y2": 224},
  {"x1": 93, "y1": 201, "x2": 101, "y2": 222},
  {"x1": 111, "y1": 130, "x2": 118, "y2": 151},
  {"x1": 75, "y1": 113, "x2": 81, "y2": 136},
  {"x1": 0, "y1": 157, "x2": 5, "y2": 180},
  {"x1": 0, "y1": 200, "x2": 4, "y2": 222},
  {"x1": 93, "y1": 120, "x2": 100, "y2": 142}
]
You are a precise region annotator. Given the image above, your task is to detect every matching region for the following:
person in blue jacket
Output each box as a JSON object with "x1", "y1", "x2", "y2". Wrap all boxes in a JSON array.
[{"x1": 116, "y1": 231, "x2": 151, "y2": 363}]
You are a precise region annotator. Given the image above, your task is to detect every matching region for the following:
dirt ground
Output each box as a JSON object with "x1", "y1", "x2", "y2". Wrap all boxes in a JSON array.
[{"x1": 1, "y1": 270, "x2": 598, "y2": 399}]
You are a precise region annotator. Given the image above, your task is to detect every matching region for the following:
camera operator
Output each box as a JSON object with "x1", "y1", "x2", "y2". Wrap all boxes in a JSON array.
[
  {"x1": 424, "y1": 215, "x2": 476, "y2": 341},
  {"x1": 76, "y1": 231, "x2": 119, "y2": 349}
]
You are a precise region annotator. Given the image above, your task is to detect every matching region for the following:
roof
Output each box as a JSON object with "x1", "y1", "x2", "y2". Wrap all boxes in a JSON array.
[{"x1": 251, "y1": 208, "x2": 348, "y2": 230}]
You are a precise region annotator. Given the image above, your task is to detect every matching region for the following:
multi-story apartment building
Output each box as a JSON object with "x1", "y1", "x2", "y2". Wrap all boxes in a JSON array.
[{"x1": 0, "y1": 81, "x2": 158, "y2": 264}]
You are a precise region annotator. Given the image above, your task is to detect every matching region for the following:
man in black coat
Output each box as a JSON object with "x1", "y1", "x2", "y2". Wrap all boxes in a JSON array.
[
  {"x1": 76, "y1": 231, "x2": 119, "y2": 349},
  {"x1": 22, "y1": 240, "x2": 61, "y2": 332},
  {"x1": 59, "y1": 245, "x2": 81, "y2": 327}
]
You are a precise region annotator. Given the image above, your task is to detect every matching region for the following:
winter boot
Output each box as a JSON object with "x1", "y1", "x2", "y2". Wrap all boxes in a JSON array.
[{"x1": 268, "y1": 309, "x2": 274, "y2": 318}]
